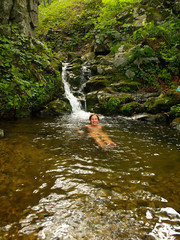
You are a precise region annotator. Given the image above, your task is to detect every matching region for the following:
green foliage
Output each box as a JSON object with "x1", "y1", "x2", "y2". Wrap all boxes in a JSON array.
[
  {"x1": 110, "y1": 42, "x2": 122, "y2": 54},
  {"x1": 170, "y1": 104, "x2": 180, "y2": 118},
  {"x1": 37, "y1": 0, "x2": 102, "y2": 51},
  {"x1": 130, "y1": 17, "x2": 180, "y2": 87},
  {"x1": 158, "y1": 69, "x2": 171, "y2": 84},
  {"x1": 0, "y1": 32, "x2": 62, "y2": 117},
  {"x1": 37, "y1": 0, "x2": 142, "y2": 51},
  {"x1": 96, "y1": 0, "x2": 141, "y2": 30},
  {"x1": 130, "y1": 45, "x2": 155, "y2": 60},
  {"x1": 107, "y1": 97, "x2": 121, "y2": 113},
  {"x1": 120, "y1": 102, "x2": 143, "y2": 116}
]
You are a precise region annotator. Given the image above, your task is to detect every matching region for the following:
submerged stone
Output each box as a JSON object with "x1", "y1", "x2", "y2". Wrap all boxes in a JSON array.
[
  {"x1": 170, "y1": 118, "x2": 180, "y2": 131},
  {"x1": 0, "y1": 129, "x2": 4, "y2": 138}
]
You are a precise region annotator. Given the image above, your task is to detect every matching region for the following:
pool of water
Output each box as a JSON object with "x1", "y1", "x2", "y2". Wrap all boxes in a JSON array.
[{"x1": 0, "y1": 114, "x2": 180, "y2": 239}]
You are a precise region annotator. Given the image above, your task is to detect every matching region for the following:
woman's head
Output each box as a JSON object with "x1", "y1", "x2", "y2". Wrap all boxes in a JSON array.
[
  {"x1": 89, "y1": 113, "x2": 100, "y2": 121},
  {"x1": 89, "y1": 113, "x2": 100, "y2": 126}
]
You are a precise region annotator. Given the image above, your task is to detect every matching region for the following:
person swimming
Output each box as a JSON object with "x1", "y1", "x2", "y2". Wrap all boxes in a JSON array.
[{"x1": 77, "y1": 113, "x2": 116, "y2": 148}]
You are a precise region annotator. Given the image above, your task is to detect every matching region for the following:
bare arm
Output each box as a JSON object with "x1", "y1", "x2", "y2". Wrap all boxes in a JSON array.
[{"x1": 76, "y1": 125, "x2": 87, "y2": 135}]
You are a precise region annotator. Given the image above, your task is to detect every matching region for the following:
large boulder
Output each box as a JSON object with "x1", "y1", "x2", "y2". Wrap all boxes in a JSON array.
[
  {"x1": 84, "y1": 75, "x2": 112, "y2": 93},
  {"x1": 169, "y1": 104, "x2": 180, "y2": 118},
  {"x1": 145, "y1": 90, "x2": 180, "y2": 114},
  {"x1": 40, "y1": 99, "x2": 71, "y2": 116},
  {"x1": 0, "y1": 0, "x2": 41, "y2": 36},
  {"x1": 113, "y1": 45, "x2": 129, "y2": 68},
  {"x1": 120, "y1": 101, "x2": 145, "y2": 116}
]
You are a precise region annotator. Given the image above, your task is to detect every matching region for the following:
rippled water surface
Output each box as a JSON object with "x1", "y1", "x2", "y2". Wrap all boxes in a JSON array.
[{"x1": 0, "y1": 115, "x2": 180, "y2": 240}]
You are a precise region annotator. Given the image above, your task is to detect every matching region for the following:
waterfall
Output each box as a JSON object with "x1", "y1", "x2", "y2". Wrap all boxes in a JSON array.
[{"x1": 62, "y1": 63, "x2": 90, "y2": 119}]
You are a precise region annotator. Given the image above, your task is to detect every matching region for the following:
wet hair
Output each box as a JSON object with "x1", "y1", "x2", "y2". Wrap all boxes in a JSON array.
[{"x1": 89, "y1": 113, "x2": 100, "y2": 121}]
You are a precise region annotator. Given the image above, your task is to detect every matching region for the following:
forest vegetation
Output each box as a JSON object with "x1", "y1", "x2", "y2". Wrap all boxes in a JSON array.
[{"x1": 0, "y1": 0, "x2": 180, "y2": 119}]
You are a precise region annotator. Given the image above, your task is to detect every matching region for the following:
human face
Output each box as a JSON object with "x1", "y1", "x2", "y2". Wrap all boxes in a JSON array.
[{"x1": 90, "y1": 115, "x2": 99, "y2": 126}]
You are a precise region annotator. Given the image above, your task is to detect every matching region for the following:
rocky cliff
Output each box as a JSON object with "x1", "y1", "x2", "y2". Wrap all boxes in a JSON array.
[{"x1": 0, "y1": 0, "x2": 41, "y2": 36}]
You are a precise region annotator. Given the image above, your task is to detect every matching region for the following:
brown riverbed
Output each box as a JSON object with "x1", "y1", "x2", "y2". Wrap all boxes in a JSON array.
[{"x1": 0, "y1": 115, "x2": 180, "y2": 239}]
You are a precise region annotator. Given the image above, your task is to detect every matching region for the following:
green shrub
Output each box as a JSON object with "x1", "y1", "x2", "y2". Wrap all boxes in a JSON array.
[{"x1": 0, "y1": 32, "x2": 62, "y2": 117}]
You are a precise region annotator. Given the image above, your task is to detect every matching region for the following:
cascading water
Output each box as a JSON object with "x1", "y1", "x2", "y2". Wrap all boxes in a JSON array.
[{"x1": 62, "y1": 63, "x2": 90, "y2": 119}]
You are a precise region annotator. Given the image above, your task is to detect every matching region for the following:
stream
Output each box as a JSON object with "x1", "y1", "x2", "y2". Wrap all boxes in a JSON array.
[
  {"x1": 0, "y1": 63, "x2": 180, "y2": 239},
  {"x1": 0, "y1": 114, "x2": 180, "y2": 239}
]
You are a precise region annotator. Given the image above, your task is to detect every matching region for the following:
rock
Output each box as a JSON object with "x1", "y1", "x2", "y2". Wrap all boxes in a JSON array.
[
  {"x1": 173, "y1": 0, "x2": 180, "y2": 14},
  {"x1": 170, "y1": 118, "x2": 180, "y2": 131},
  {"x1": 84, "y1": 75, "x2": 111, "y2": 93},
  {"x1": 120, "y1": 102, "x2": 145, "y2": 116},
  {"x1": 132, "y1": 92, "x2": 160, "y2": 103},
  {"x1": 16, "y1": 109, "x2": 31, "y2": 118},
  {"x1": 111, "y1": 81, "x2": 142, "y2": 93},
  {"x1": 99, "y1": 55, "x2": 114, "y2": 65},
  {"x1": 0, "y1": 0, "x2": 41, "y2": 37},
  {"x1": 97, "y1": 65, "x2": 116, "y2": 75},
  {"x1": 125, "y1": 69, "x2": 135, "y2": 79},
  {"x1": 81, "y1": 52, "x2": 95, "y2": 62},
  {"x1": 66, "y1": 64, "x2": 82, "y2": 90},
  {"x1": 145, "y1": 90, "x2": 180, "y2": 114},
  {"x1": 0, "y1": 129, "x2": 4, "y2": 138},
  {"x1": 114, "y1": 45, "x2": 129, "y2": 67},
  {"x1": 105, "y1": 94, "x2": 134, "y2": 114},
  {"x1": 92, "y1": 33, "x2": 111, "y2": 55},
  {"x1": 40, "y1": 99, "x2": 71, "y2": 116},
  {"x1": 67, "y1": 52, "x2": 82, "y2": 63},
  {"x1": 131, "y1": 113, "x2": 168, "y2": 122},
  {"x1": 134, "y1": 8, "x2": 147, "y2": 27},
  {"x1": 169, "y1": 104, "x2": 180, "y2": 118},
  {"x1": 86, "y1": 91, "x2": 99, "y2": 112},
  {"x1": 133, "y1": 57, "x2": 159, "y2": 66}
]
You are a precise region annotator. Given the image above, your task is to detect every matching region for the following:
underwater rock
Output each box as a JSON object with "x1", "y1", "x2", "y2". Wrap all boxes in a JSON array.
[
  {"x1": 170, "y1": 118, "x2": 180, "y2": 131},
  {"x1": 0, "y1": 129, "x2": 4, "y2": 138}
]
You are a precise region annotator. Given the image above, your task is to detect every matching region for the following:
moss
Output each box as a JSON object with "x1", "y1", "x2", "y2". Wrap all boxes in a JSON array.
[
  {"x1": 112, "y1": 81, "x2": 142, "y2": 93},
  {"x1": 173, "y1": 118, "x2": 180, "y2": 124},
  {"x1": 86, "y1": 92, "x2": 98, "y2": 112},
  {"x1": 42, "y1": 99, "x2": 71, "y2": 115},
  {"x1": 145, "y1": 90, "x2": 180, "y2": 114},
  {"x1": 84, "y1": 75, "x2": 112, "y2": 93},
  {"x1": 170, "y1": 104, "x2": 180, "y2": 118},
  {"x1": 120, "y1": 101, "x2": 144, "y2": 116},
  {"x1": 106, "y1": 97, "x2": 121, "y2": 113},
  {"x1": 170, "y1": 118, "x2": 180, "y2": 131}
]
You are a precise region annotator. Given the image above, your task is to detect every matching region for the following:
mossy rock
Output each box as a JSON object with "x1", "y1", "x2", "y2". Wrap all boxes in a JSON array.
[
  {"x1": 0, "y1": 129, "x2": 4, "y2": 138},
  {"x1": 86, "y1": 92, "x2": 98, "y2": 112},
  {"x1": 41, "y1": 99, "x2": 71, "y2": 116},
  {"x1": 106, "y1": 94, "x2": 134, "y2": 114},
  {"x1": 67, "y1": 52, "x2": 82, "y2": 63},
  {"x1": 16, "y1": 109, "x2": 31, "y2": 118},
  {"x1": 145, "y1": 90, "x2": 180, "y2": 114},
  {"x1": 105, "y1": 97, "x2": 121, "y2": 114},
  {"x1": 169, "y1": 104, "x2": 180, "y2": 118},
  {"x1": 170, "y1": 118, "x2": 180, "y2": 131},
  {"x1": 165, "y1": 90, "x2": 180, "y2": 104},
  {"x1": 86, "y1": 91, "x2": 107, "y2": 113},
  {"x1": 120, "y1": 101, "x2": 144, "y2": 116},
  {"x1": 84, "y1": 75, "x2": 112, "y2": 93},
  {"x1": 111, "y1": 81, "x2": 142, "y2": 93}
]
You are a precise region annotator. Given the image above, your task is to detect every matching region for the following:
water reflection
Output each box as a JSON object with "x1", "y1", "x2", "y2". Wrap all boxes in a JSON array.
[{"x1": 0, "y1": 115, "x2": 180, "y2": 239}]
